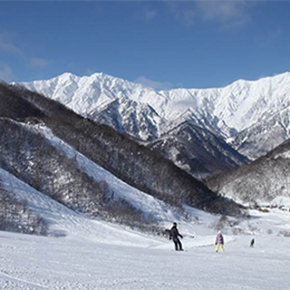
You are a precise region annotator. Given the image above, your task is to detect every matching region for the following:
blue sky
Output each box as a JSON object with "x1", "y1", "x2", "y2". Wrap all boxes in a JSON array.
[{"x1": 0, "y1": 1, "x2": 290, "y2": 89}]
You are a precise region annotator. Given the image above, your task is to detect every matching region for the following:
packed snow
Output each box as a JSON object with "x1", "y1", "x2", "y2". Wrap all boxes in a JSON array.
[
  {"x1": 1, "y1": 161, "x2": 290, "y2": 289},
  {"x1": 1, "y1": 208, "x2": 290, "y2": 289}
]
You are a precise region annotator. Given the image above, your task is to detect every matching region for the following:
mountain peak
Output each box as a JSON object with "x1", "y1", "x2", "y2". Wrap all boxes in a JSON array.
[{"x1": 18, "y1": 71, "x2": 290, "y2": 159}]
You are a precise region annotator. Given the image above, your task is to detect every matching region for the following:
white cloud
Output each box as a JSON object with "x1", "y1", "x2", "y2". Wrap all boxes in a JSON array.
[
  {"x1": 144, "y1": 9, "x2": 158, "y2": 22},
  {"x1": 135, "y1": 76, "x2": 175, "y2": 91},
  {"x1": 86, "y1": 68, "x2": 95, "y2": 76},
  {"x1": 0, "y1": 31, "x2": 51, "y2": 71},
  {"x1": 197, "y1": 0, "x2": 250, "y2": 28},
  {"x1": 0, "y1": 34, "x2": 22, "y2": 55},
  {"x1": 0, "y1": 63, "x2": 14, "y2": 82},
  {"x1": 166, "y1": 0, "x2": 251, "y2": 28},
  {"x1": 181, "y1": 8, "x2": 196, "y2": 26},
  {"x1": 256, "y1": 27, "x2": 283, "y2": 43},
  {"x1": 29, "y1": 57, "x2": 51, "y2": 69}
]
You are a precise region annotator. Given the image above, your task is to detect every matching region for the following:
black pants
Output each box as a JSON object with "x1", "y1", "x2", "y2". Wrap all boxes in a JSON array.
[{"x1": 173, "y1": 238, "x2": 183, "y2": 251}]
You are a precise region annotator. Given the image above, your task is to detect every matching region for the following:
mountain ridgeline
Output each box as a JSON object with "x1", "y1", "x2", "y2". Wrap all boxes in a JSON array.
[
  {"x1": 0, "y1": 83, "x2": 244, "y2": 234},
  {"x1": 21, "y1": 71, "x2": 290, "y2": 163}
]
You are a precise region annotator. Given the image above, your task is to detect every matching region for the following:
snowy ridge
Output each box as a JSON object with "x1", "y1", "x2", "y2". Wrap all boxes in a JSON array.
[
  {"x1": 21, "y1": 72, "x2": 159, "y2": 116},
  {"x1": 229, "y1": 104, "x2": 290, "y2": 159},
  {"x1": 89, "y1": 97, "x2": 165, "y2": 141},
  {"x1": 20, "y1": 71, "x2": 290, "y2": 159},
  {"x1": 20, "y1": 71, "x2": 290, "y2": 132}
]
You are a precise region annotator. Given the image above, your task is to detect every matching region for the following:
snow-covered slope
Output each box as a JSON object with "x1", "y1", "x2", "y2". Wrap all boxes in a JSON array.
[
  {"x1": 229, "y1": 104, "x2": 290, "y2": 159},
  {"x1": 206, "y1": 138, "x2": 290, "y2": 208},
  {"x1": 21, "y1": 72, "x2": 164, "y2": 117},
  {"x1": 0, "y1": 116, "x2": 184, "y2": 227},
  {"x1": 20, "y1": 71, "x2": 290, "y2": 159},
  {"x1": 1, "y1": 205, "x2": 290, "y2": 289},
  {"x1": 38, "y1": 124, "x2": 178, "y2": 222},
  {"x1": 0, "y1": 166, "x2": 175, "y2": 245},
  {"x1": 1, "y1": 144, "x2": 290, "y2": 287},
  {"x1": 89, "y1": 97, "x2": 165, "y2": 141}
]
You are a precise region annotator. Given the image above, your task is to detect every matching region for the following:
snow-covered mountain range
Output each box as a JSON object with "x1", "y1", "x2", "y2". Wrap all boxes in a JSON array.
[{"x1": 21, "y1": 71, "x2": 290, "y2": 162}]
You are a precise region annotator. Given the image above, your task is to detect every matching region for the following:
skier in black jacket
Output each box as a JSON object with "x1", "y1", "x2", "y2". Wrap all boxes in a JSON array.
[{"x1": 169, "y1": 222, "x2": 183, "y2": 251}]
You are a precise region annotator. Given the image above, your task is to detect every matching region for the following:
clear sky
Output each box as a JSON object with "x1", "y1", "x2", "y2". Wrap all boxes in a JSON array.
[{"x1": 0, "y1": 0, "x2": 290, "y2": 89}]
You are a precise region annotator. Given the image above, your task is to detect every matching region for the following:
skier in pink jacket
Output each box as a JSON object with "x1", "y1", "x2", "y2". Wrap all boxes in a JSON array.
[{"x1": 215, "y1": 231, "x2": 224, "y2": 253}]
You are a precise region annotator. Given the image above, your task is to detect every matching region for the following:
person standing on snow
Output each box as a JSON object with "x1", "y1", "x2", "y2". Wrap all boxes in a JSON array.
[
  {"x1": 250, "y1": 238, "x2": 255, "y2": 247},
  {"x1": 215, "y1": 231, "x2": 224, "y2": 253},
  {"x1": 169, "y1": 222, "x2": 183, "y2": 251}
]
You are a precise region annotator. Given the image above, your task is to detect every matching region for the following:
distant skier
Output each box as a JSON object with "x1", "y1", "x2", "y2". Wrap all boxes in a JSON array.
[
  {"x1": 169, "y1": 222, "x2": 183, "y2": 251},
  {"x1": 215, "y1": 231, "x2": 224, "y2": 253},
  {"x1": 250, "y1": 238, "x2": 255, "y2": 247}
]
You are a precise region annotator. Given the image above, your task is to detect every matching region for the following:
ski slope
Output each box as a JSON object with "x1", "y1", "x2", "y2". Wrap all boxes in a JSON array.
[
  {"x1": 1, "y1": 222, "x2": 290, "y2": 290},
  {"x1": 1, "y1": 192, "x2": 290, "y2": 290}
]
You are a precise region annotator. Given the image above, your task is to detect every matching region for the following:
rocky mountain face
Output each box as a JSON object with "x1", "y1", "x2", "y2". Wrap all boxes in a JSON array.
[
  {"x1": 0, "y1": 83, "x2": 243, "y2": 236},
  {"x1": 206, "y1": 138, "x2": 290, "y2": 208},
  {"x1": 228, "y1": 105, "x2": 290, "y2": 160},
  {"x1": 89, "y1": 97, "x2": 164, "y2": 141},
  {"x1": 148, "y1": 121, "x2": 248, "y2": 179}
]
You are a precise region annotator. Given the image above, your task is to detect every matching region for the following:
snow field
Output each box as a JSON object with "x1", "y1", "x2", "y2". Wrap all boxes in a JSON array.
[
  {"x1": 1, "y1": 229, "x2": 290, "y2": 290},
  {"x1": 0, "y1": 177, "x2": 290, "y2": 290}
]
